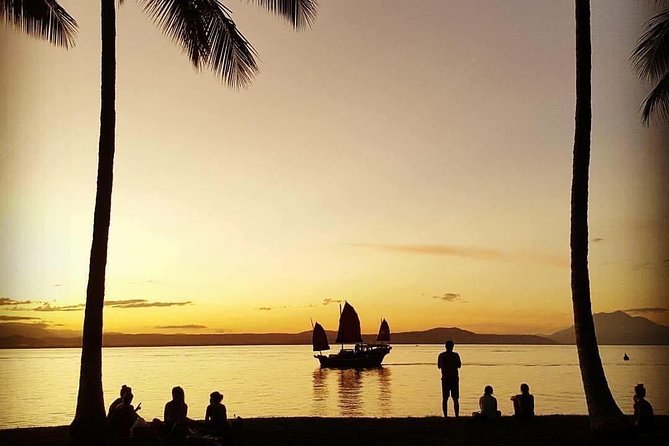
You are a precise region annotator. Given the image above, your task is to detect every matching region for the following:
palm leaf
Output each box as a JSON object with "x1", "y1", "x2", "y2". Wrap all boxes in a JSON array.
[
  {"x1": 207, "y1": 1, "x2": 258, "y2": 88},
  {"x1": 640, "y1": 71, "x2": 669, "y2": 124},
  {"x1": 632, "y1": 8, "x2": 669, "y2": 82},
  {"x1": 0, "y1": 0, "x2": 77, "y2": 48},
  {"x1": 140, "y1": 0, "x2": 216, "y2": 69},
  {"x1": 250, "y1": 0, "x2": 317, "y2": 29}
]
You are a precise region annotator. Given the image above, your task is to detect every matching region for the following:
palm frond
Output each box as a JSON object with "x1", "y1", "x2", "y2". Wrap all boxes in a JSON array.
[
  {"x1": 207, "y1": 1, "x2": 258, "y2": 88},
  {"x1": 631, "y1": 8, "x2": 669, "y2": 82},
  {"x1": 140, "y1": 0, "x2": 217, "y2": 69},
  {"x1": 0, "y1": 0, "x2": 77, "y2": 48},
  {"x1": 640, "y1": 71, "x2": 669, "y2": 124},
  {"x1": 250, "y1": 0, "x2": 317, "y2": 29}
]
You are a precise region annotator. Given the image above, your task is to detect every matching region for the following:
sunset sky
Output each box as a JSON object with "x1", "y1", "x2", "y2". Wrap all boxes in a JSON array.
[{"x1": 1, "y1": 1, "x2": 667, "y2": 337}]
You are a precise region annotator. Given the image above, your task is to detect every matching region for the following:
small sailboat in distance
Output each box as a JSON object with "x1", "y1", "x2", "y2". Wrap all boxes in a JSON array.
[
  {"x1": 313, "y1": 301, "x2": 391, "y2": 368},
  {"x1": 623, "y1": 353, "x2": 629, "y2": 361}
]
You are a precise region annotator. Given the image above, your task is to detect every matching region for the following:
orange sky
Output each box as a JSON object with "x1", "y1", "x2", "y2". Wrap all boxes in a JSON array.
[{"x1": 1, "y1": 1, "x2": 667, "y2": 336}]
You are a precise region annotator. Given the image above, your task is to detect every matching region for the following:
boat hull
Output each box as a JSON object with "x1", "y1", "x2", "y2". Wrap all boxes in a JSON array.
[{"x1": 315, "y1": 345, "x2": 391, "y2": 369}]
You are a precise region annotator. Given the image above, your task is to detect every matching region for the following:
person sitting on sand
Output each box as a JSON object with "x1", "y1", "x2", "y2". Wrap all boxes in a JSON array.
[
  {"x1": 473, "y1": 385, "x2": 501, "y2": 420},
  {"x1": 511, "y1": 383, "x2": 534, "y2": 419},
  {"x1": 109, "y1": 389, "x2": 139, "y2": 437},
  {"x1": 108, "y1": 385, "x2": 130, "y2": 418},
  {"x1": 164, "y1": 386, "x2": 189, "y2": 430},
  {"x1": 204, "y1": 391, "x2": 229, "y2": 433},
  {"x1": 633, "y1": 383, "x2": 654, "y2": 433}
]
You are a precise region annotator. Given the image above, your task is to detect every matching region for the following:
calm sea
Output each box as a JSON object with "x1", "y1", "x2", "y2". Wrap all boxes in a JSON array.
[{"x1": 1, "y1": 344, "x2": 667, "y2": 429}]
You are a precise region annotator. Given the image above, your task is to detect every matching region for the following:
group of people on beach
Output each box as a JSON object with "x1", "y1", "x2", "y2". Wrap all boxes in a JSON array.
[
  {"x1": 107, "y1": 384, "x2": 233, "y2": 441},
  {"x1": 438, "y1": 340, "x2": 655, "y2": 431}
]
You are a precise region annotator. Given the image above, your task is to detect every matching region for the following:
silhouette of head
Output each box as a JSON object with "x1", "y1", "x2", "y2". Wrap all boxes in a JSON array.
[
  {"x1": 484, "y1": 385, "x2": 493, "y2": 395},
  {"x1": 123, "y1": 390, "x2": 134, "y2": 404},
  {"x1": 634, "y1": 383, "x2": 646, "y2": 398},
  {"x1": 445, "y1": 340, "x2": 454, "y2": 351},
  {"x1": 520, "y1": 383, "x2": 530, "y2": 394},
  {"x1": 120, "y1": 385, "x2": 130, "y2": 397},
  {"x1": 210, "y1": 391, "x2": 224, "y2": 403},
  {"x1": 172, "y1": 386, "x2": 185, "y2": 402}
]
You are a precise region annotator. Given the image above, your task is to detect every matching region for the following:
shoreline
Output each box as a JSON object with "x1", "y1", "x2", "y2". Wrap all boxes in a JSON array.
[{"x1": 2, "y1": 416, "x2": 667, "y2": 445}]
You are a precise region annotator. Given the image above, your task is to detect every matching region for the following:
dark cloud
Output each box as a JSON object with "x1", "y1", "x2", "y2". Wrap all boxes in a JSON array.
[
  {"x1": 623, "y1": 307, "x2": 669, "y2": 314},
  {"x1": 0, "y1": 297, "x2": 33, "y2": 306},
  {"x1": 351, "y1": 243, "x2": 568, "y2": 267},
  {"x1": 108, "y1": 300, "x2": 191, "y2": 308},
  {"x1": 432, "y1": 293, "x2": 462, "y2": 302},
  {"x1": 105, "y1": 299, "x2": 148, "y2": 307},
  {"x1": 155, "y1": 325, "x2": 207, "y2": 329},
  {"x1": 0, "y1": 315, "x2": 41, "y2": 321},
  {"x1": 257, "y1": 307, "x2": 272, "y2": 311},
  {"x1": 33, "y1": 303, "x2": 85, "y2": 312},
  {"x1": 322, "y1": 298, "x2": 343, "y2": 306},
  {"x1": 591, "y1": 238, "x2": 604, "y2": 243},
  {"x1": 256, "y1": 306, "x2": 289, "y2": 311}
]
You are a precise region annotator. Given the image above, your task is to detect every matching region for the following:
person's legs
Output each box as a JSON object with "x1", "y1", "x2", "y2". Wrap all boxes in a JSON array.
[
  {"x1": 441, "y1": 379, "x2": 450, "y2": 417},
  {"x1": 452, "y1": 378, "x2": 460, "y2": 418}
]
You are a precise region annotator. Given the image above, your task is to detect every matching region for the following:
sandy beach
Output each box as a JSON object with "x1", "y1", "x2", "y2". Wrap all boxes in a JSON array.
[{"x1": 1, "y1": 416, "x2": 667, "y2": 446}]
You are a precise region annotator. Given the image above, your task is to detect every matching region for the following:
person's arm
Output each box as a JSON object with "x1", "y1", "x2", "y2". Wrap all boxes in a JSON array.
[
  {"x1": 164, "y1": 403, "x2": 169, "y2": 423},
  {"x1": 205, "y1": 405, "x2": 211, "y2": 423},
  {"x1": 456, "y1": 353, "x2": 461, "y2": 369},
  {"x1": 437, "y1": 353, "x2": 442, "y2": 369}
]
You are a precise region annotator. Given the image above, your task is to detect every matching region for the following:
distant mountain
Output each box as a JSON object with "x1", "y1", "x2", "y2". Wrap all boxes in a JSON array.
[
  {"x1": 549, "y1": 311, "x2": 669, "y2": 345},
  {"x1": 0, "y1": 325, "x2": 555, "y2": 348}
]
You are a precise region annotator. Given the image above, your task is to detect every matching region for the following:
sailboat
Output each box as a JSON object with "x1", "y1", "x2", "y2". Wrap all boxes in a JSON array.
[{"x1": 312, "y1": 302, "x2": 391, "y2": 368}]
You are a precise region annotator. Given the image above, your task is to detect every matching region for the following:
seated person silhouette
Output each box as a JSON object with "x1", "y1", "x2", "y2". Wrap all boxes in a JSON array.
[
  {"x1": 511, "y1": 383, "x2": 535, "y2": 419},
  {"x1": 164, "y1": 386, "x2": 190, "y2": 433},
  {"x1": 473, "y1": 385, "x2": 501, "y2": 420},
  {"x1": 633, "y1": 383, "x2": 654, "y2": 433},
  {"x1": 109, "y1": 389, "x2": 139, "y2": 437},
  {"x1": 204, "y1": 391, "x2": 230, "y2": 434},
  {"x1": 108, "y1": 385, "x2": 130, "y2": 418}
]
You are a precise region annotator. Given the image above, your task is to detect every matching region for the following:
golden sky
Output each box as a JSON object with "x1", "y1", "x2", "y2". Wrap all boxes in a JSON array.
[{"x1": 1, "y1": 1, "x2": 667, "y2": 336}]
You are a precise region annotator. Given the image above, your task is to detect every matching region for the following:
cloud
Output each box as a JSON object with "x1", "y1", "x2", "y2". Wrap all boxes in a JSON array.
[
  {"x1": 105, "y1": 299, "x2": 147, "y2": 307},
  {"x1": 256, "y1": 305, "x2": 289, "y2": 311},
  {"x1": 106, "y1": 299, "x2": 192, "y2": 308},
  {"x1": 351, "y1": 243, "x2": 568, "y2": 267},
  {"x1": 322, "y1": 298, "x2": 343, "y2": 306},
  {"x1": 0, "y1": 298, "x2": 33, "y2": 306},
  {"x1": 0, "y1": 315, "x2": 41, "y2": 321},
  {"x1": 33, "y1": 303, "x2": 85, "y2": 312},
  {"x1": 432, "y1": 293, "x2": 462, "y2": 302},
  {"x1": 352, "y1": 243, "x2": 506, "y2": 259},
  {"x1": 623, "y1": 307, "x2": 669, "y2": 314},
  {"x1": 591, "y1": 238, "x2": 604, "y2": 243},
  {"x1": 257, "y1": 307, "x2": 273, "y2": 311},
  {"x1": 155, "y1": 324, "x2": 207, "y2": 329}
]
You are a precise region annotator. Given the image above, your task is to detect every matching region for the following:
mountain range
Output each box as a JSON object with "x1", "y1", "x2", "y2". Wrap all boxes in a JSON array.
[{"x1": 0, "y1": 311, "x2": 666, "y2": 348}]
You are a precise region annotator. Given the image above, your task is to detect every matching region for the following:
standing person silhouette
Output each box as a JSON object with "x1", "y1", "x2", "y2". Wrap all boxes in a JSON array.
[{"x1": 437, "y1": 340, "x2": 461, "y2": 417}]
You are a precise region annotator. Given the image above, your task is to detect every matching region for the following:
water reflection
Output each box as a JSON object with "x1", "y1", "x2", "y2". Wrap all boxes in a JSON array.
[
  {"x1": 312, "y1": 367, "x2": 393, "y2": 417},
  {"x1": 338, "y1": 369, "x2": 363, "y2": 416},
  {"x1": 312, "y1": 368, "x2": 329, "y2": 414}
]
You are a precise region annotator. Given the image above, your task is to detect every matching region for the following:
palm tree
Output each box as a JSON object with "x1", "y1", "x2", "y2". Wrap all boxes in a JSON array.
[
  {"x1": 0, "y1": 0, "x2": 77, "y2": 48},
  {"x1": 69, "y1": 0, "x2": 316, "y2": 440},
  {"x1": 571, "y1": 0, "x2": 627, "y2": 433},
  {"x1": 632, "y1": 4, "x2": 669, "y2": 124}
]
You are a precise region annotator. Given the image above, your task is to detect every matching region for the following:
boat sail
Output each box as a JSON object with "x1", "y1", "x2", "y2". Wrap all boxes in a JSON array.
[
  {"x1": 313, "y1": 301, "x2": 391, "y2": 368},
  {"x1": 312, "y1": 322, "x2": 330, "y2": 352},
  {"x1": 335, "y1": 302, "x2": 363, "y2": 344},
  {"x1": 377, "y1": 319, "x2": 390, "y2": 342}
]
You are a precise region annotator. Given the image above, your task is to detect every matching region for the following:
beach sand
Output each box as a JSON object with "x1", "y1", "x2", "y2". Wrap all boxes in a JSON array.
[{"x1": 1, "y1": 416, "x2": 667, "y2": 445}]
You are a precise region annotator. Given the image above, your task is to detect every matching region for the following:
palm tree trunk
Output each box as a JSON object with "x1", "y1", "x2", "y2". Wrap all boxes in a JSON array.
[
  {"x1": 71, "y1": 0, "x2": 116, "y2": 440},
  {"x1": 571, "y1": 0, "x2": 627, "y2": 434}
]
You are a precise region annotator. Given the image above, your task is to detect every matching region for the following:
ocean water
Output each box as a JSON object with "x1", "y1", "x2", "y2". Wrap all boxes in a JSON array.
[{"x1": 0, "y1": 344, "x2": 667, "y2": 429}]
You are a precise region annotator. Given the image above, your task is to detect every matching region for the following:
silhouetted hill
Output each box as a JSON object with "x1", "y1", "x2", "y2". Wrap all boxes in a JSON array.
[
  {"x1": 549, "y1": 311, "x2": 669, "y2": 345},
  {"x1": 0, "y1": 326, "x2": 555, "y2": 348}
]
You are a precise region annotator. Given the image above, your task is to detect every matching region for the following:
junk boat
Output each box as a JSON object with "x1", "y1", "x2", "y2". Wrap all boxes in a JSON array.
[{"x1": 312, "y1": 301, "x2": 391, "y2": 368}]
